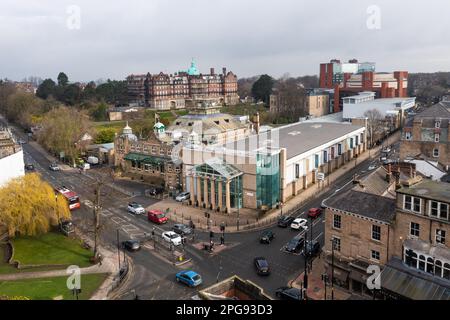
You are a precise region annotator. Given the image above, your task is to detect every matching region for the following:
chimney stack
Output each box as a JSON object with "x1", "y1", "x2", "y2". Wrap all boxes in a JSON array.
[
  {"x1": 210, "y1": 68, "x2": 215, "y2": 75},
  {"x1": 222, "y1": 67, "x2": 227, "y2": 75}
]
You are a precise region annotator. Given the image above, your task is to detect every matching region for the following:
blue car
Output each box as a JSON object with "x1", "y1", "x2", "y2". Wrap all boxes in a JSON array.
[{"x1": 176, "y1": 270, "x2": 202, "y2": 287}]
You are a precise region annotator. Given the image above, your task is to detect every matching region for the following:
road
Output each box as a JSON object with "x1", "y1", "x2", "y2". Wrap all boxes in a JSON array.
[{"x1": 6, "y1": 118, "x2": 388, "y2": 300}]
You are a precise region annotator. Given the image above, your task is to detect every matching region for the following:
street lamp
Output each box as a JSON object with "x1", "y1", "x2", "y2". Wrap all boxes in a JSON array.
[{"x1": 330, "y1": 238, "x2": 336, "y2": 301}]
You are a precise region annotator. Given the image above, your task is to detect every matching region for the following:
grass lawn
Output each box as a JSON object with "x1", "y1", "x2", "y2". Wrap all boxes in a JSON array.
[
  {"x1": 11, "y1": 232, "x2": 93, "y2": 268},
  {"x1": 0, "y1": 273, "x2": 108, "y2": 300}
]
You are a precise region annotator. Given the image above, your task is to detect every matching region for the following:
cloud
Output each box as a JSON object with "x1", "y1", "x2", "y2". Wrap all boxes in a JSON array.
[{"x1": 0, "y1": 0, "x2": 449, "y2": 81}]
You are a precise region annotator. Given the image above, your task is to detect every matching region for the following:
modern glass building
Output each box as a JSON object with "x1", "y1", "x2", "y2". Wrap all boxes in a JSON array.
[{"x1": 256, "y1": 152, "x2": 280, "y2": 209}]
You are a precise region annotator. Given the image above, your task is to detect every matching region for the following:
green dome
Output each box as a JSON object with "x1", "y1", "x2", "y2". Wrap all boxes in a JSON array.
[{"x1": 187, "y1": 59, "x2": 200, "y2": 76}]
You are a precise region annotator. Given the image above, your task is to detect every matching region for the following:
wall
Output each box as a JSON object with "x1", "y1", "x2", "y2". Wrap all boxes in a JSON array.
[{"x1": 0, "y1": 150, "x2": 25, "y2": 187}]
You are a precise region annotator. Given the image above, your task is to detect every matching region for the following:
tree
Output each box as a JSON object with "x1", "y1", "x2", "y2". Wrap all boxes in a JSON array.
[
  {"x1": 251, "y1": 74, "x2": 275, "y2": 105},
  {"x1": 61, "y1": 83, "x2": 82, "y2": 105},
  {"x1": 272, "y1": 77, "x2": 307, "y2": 123},
  {"x1": 36, "y1": 79, "x2": 57, "y2": 100},
  {"x1": 0, "y1": 173, "x2": 71, "y2": 237},
  {"x1": 94, "y1": 128, "x2": 115, "y2": 144},
  {"x1": 89, "y1": 102, "x2": 109, "y2": 121},
  {"x1": 57, "y1": 72, "x2": 69, "y2": 87},
  {"x1": 364, "y1": 109, "x2": 384, "y2": 148},
  {"x1": 37, "y1": 106, "x2": 93, "y2": 166},
  {"x1": 4, "y1": 92, "x2": 43, "y2": 128}
]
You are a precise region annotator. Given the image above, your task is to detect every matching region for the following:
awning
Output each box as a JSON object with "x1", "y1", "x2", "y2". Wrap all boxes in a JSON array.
[
  {"x1": 380, "y1": 265, "x2": 450, "y2": 300},
  {"x1": 124, "y1": 153, "x2": 150, "y2": 162}
]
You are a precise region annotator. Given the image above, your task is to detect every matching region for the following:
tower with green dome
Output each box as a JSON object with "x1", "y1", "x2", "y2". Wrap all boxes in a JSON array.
[{"x1": 187, "y1": 58, "x2": 200, "y2": 76}]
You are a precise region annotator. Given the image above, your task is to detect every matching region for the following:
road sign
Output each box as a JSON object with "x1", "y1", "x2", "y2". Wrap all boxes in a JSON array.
[{"x1": 317, "y1": 172, "x2": 325, "y2": 181}]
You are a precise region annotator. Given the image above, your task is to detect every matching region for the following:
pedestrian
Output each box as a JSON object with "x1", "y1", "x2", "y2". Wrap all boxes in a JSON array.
[{"x1": 220, "y1": 235, "x2": 224, "y2": 245}]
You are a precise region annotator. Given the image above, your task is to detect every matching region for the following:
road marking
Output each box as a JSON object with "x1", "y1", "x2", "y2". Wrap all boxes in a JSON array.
[
  {"x1": 111, "y1": 217, "x2": 126, "y2": 224},
  {"x1": 313, "y1": 232, "x2": 323, "y2": 242},
  {"x1": 83, "y1": 200, "x2": 93, "y2": 208},
  {"x1": 122, "y1": 224, "x2": 139, "y2": 232},
  {"x1": 312, "y1": 219, "x2": 322, "y2": 227},
  {"x1": 100, "y1": 210, "x2": 113, "y2": 217}
]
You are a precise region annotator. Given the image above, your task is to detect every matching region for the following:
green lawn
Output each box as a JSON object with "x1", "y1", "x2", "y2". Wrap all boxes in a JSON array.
[
  {"x1": 0, "y1": 273, "x2": 108, "y2": 300},
  {"x1": 11, "y1": 232, "x2": 93, "y2": 268}
]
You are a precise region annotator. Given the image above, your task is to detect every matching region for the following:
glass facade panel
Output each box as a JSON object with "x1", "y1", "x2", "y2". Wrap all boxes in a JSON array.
[{"x1": 256, "y1": 153, "x2": 280, "y2": 209}]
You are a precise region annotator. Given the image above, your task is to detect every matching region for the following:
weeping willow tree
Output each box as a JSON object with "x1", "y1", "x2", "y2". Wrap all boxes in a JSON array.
[{"x1": 0, "y1": 173, "x2": 71, "y2": 237}]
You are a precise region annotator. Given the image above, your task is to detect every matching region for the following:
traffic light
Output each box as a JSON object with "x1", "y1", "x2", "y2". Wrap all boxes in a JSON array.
[{"x1": 220, "y1": 224, "x2": 225, "y2": 232}]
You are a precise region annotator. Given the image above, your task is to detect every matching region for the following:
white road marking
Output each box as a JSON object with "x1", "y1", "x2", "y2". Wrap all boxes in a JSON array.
[
  {"x1": 122, "y1": 224, "x2": 139, "y2": 232},
  {"x1": 313, "y1": 232, "x2": 324, "y2": 242},
  {"x1": 111, "y1": 217, "x2": 126, "y2": 224}
]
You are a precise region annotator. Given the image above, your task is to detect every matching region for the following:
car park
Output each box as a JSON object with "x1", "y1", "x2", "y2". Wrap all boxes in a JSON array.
[
  {"x1": 49, "y1": 163, "x2": 60, "y2": 171},
  {"x1": 275, "y1": 287, "x2": 303, "y2": 300},
  {"x1": 259, "y1": 230, "x2": 275, "y2": 244},
  {"x1": 147, "y1": 210, "x2": 168, "y2": 224},
  {"x1": 285, "y1": 237, "x2": 305, "y2": 253},
  {"x1": 307, "y1": 208, "x2": 322, "y2": 219},
  {"x1": 162, "y1": 231, "x2": 182, "y2": 246},
  {"x1": 290, "y1": 218, "x2": 308, "y2": 230},
  {"x1": 122, "y1": 240, "x2": 141, "y2": 252},
  {"x1": 127, "y1": 202, "x2": 145, "y2": 215},
  {"x1": 172, "y1": 223, "x2": 192, "y2": 236},
  {"x1": 254, "y1": 257, "x2": 270, "y2": 275},
  {"x1": 303, "y1": 240, "x2": 321, "y2": 258},
  {"x1": 175, "y1": 192, "x2": 190, "y2": 202},
  {"x1": 277, "y1": 215, "x2": 295, "y2": 228},
  {"x1": 176, "y1": 270, "x2": 202, "y2": 287}
]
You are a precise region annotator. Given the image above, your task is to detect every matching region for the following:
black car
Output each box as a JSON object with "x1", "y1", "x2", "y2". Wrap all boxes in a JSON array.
[
  {"x1": 254, "y1": 257, "x2": 270, "y2": 276},
  {"x1": 122, "y1": 240, "x2": 141, "y2": 252},
  {"x1": 285, "y1": 237, "x2": 305, "y2": 253},
  {"x1": 278, "y1": 215, "x2": 295, "y2": 228},
  {"x1": 260, "y1": 230, "x2": 275, "y2": 244},
  {"x1": 24, "y1": 163, "x2": 35, "y2": 171},
  {"x1": 303, "y1": 240, "x2": 321, "y2": 257},
  {"x1": 148, "y1": 186, "x2": 164, "y2": 196},
  {"x1": 172, "y1": 223, "x2": 192, "y2": 236},
  {"x1": 275, "y1": 287, "x2": 303, "y2": 300}
]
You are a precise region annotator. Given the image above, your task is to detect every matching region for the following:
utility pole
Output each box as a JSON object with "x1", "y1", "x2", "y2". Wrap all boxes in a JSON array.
[
  {"x1": 303, "y1": 230, "x2": 308, "y2": 300},
  {"x1": 331, "y1": 238, "x2": 335, "y2": 301},
  {"x1": 93, "y1": 182, "x2": 102, "y2": 261},
  {"x1": 116, "y1": 229, "x2": 121, "y2": 271}
]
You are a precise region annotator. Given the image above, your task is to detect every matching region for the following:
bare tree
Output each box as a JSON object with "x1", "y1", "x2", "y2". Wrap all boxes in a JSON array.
[
  {"x1": 364, "y1": 109, "x2": 384, "y2": 148},
  {"x1": 272, "y1": 78, "x2": 307, "y2": 122}
]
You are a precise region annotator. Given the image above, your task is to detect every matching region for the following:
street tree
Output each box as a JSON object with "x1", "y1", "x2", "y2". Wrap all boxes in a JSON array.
[
  {"x1": 251, "y1": 74, "x2": 275, "y2": 105},
  {"x1": 272, "y1": 77, "x2": 307, "y2": 123},
  {"x1": 37, "y1": 106, "x2": 94, "y2": 166},
  {"x1": 0, "y1": 173, "x2": 71, "y2": 237},
  {"x1": 94, "y1": 128, "x2": 116, "y2": 144},
  {"x1": 36, "y1": 79, "x2": 57, "y2": 99},
  {"x1": 57, "y1": 72, "x2": 69, "y2": 87},
  {"x1": 364, "y1": 109, "x2": 384, "y2": 148}
]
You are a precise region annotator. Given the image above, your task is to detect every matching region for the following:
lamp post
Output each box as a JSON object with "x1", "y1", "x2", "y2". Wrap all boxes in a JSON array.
[
  {"x1": 330, "y1": 238, "x2": 336, "y2": 301},
  {"x1": 116, "y1": 229, "x2": 121, "y2": 271}
]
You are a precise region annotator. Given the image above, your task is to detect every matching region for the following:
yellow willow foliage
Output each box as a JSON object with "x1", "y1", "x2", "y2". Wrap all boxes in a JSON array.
[{"x1": 0, "y1": 173, "x2": 71, "y2": 237}]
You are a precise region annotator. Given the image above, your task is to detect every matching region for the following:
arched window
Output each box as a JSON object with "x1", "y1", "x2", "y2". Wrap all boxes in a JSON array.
[
  {"x1": 435, "y1": 260, "x2": 442, "y2": 278},
  {"x1": 426, "y1": 257, "x2": 434, "y2": 274},
  {"x1": 444, "y1": 263, "x2": 450, "y2": 280},
  {"x1": 405, "y1": 249, "x2": 417, "y2": 267},
  {"x1": 418, "y1": 255, "x2": 426, "y2": 271}
]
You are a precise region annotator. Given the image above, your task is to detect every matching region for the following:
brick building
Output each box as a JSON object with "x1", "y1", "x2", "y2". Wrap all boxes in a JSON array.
[
  {"x1": 126, "y1": 60, "x2": 239, "y2": 109},
  {"x1": 400, "y1": 99, "x2": 450, "y2": 168},
  {"x1": 319, "y1": 59, "x2": 408, "y2": 113}
]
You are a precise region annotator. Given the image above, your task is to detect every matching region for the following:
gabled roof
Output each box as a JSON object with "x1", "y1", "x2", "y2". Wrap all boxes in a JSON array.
[{"x1": 415, "y1": 102, "x2": 450, "y2": 120}]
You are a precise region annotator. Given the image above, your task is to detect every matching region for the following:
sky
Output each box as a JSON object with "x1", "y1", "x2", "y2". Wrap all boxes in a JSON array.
[{"x1": 1, "y1": 0, "x2": 450, "y2": 82}]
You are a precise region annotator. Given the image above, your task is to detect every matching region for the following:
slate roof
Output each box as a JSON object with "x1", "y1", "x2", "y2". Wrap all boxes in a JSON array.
[{"x1": 323, "y1": 190, "x2": 396, "y2": 223}]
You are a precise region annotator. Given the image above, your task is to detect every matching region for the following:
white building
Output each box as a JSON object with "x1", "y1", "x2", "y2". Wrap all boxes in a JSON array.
[{"x1": 0, "y1": 128, "x2": 25, "y2": 187}]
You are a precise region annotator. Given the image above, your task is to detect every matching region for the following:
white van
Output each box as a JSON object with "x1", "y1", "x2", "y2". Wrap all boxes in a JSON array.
[
  {"x1": 87, "y1": 156, "x2": 99, "y2": 165},
  {"x1": 78, "y1": 163, "x2": 90, "y2": 170}
]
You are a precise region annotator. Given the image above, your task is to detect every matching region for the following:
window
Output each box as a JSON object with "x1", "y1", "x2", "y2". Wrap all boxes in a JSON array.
[
  {"x1": 443, "y1": 263, "x2": 450, "y2": 280},
  {"x1": 418, "y1": 255, "x2": 426, "y2": 271},
  {"x1": 333, "y1": 214, "x2": 341, "y2": 229},
  {"x1": 435, "y1": 260, "x2": 442, "y2": 277},
  {"x1": 433, "y1": 148, "x2": 439, "y2": 157},
  {"x1": 372, "y1": 225, "x2": 381, "y2": 241},
  {"x1": 410, "y1": 222, "x2": 420, "y2": 237},
  {"x1": 295, "y1": 164, "x2": 300, "y2": 179},
  {"x1": 435, "y1": 133, "x2": 440, "y2": 142},
  {"x1": 440, "y1": 203, "x2": 448, "y2": 220},
  {"x1": 405, "y1": 132, "x2": 412, "y2": 140},
  {"x1": 426, "y1": 257, "x2": 434, "y2": 274},
  {"x1": 435, "y1": 120, "x2": 441, "y2": 128},
  {"x1": 371, "y1": 250, "x2": 380, "y2": 261},
  {"x1": 430, "y1": 201, "x2": 439, "y2": 217},
  {"x1": 332, "y1": 237, "x2": 341, "y2": 252},
  {"x1": 404, "y1": 195, "x2": 412, "y2": 211},
  {"x1": 338, "y1": 144, "x2": 342, "y2": 155},
  {"x1": 404, "y1": 249, "x2": 417, "y2": 267},
  {"x1": 413, "y1": 197, "x2": 421, "y2": 213},
  {"x1": 436, "y1": 229, "x2": 446, "y2": 244}
]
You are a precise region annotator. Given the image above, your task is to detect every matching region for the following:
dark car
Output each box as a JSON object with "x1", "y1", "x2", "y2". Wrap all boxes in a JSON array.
[
  {"x1": 122, "y1": 240, "x2": 141, "y2": 252},
  {"x1": 25, "y1": 163, "x2": 35, "y2": 171},
  {"x1": 254, "y1": 257, "x2": 270, "y2": 276},
  {"x1": 148, "y1": 186, "x2": 164, "y2": 196},
  {"x1": 260, "y1": 230, "x2": 275, "y2": 244},
  {"x1": 285, "y1": 237, "x2": 305, "y2": 253},
  {"x1": 303, "y1": 240, "x2": 321, "y2": 258},
  {"x1": 275, "y1": 287, "x2": 303, "y2": 300},
  {"x1": 278, "y1": 215, "x2": 295, "y2": 228},
  {"x1": 172, "y1": 223, "x2": 192, "y2": 236}
]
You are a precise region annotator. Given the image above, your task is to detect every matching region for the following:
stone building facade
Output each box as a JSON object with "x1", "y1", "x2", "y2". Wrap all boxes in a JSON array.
[
  {"x1": 127, "y1": 60, "x2": 239, "y2": 110},
  {"x1": 400, "y1": 100, "x2": 450, "y2": 168}
]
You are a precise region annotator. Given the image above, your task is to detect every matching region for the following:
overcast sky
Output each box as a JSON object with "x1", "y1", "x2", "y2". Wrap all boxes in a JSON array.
[{"x1": 1, "y1": 0, "x2": 449, "y2": 82}]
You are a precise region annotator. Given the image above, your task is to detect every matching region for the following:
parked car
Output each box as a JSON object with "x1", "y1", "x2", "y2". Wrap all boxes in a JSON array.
[
  {"x1": 60, "y1": 220, "x2": 74, "y2": 236},
  {"x1": 162, "y1": 231, "x2": 182, "y2": 246},
  {"x1": 382, "y1": 147, "x2": 391, "y2": 153},
  {"x1": 87, "y1": 156, "x2": 99, "y2": 165},
  {"x1": 259, "y1": 230, "x2": 275, "y2": 244},
  {"x1": 49, "y1": 163, "x2": 60, "y2": 171},
  {"x1": 285, "y1": 237, "x2": 305, "y2": 253},
  {"x1": 307, "y1": 208, "x2": 322, "y2": 219},
  {"x1": 122, "y1": 240, "x2": 141, "y2": 252},
  {"x1": 175, "y1": 192, "x2": 190, "y2": 202},
  {"x1": 290, "y1": 218, "x2": 308, "y2": 230},
  {"x1": 368, "y1": 165, "x2": 377, "y2": 171},
  {"x1": 303, "y1": 240, "x2": 321, "y2": 258},
  {"x1": 24, "y1": 163, "x2": 35, "y2": 171},
  {"x1": 78, "y1": 163, "x2": 90, "y2": 170},
  {"x1": 172, "y1": 223, "x2": 192, "y2": 236},
  {"x1": 175, "y1": 270, "x2": 202, "y2": 287},
  {"x1": 127, "y1": 202, "x2": 145, "y2": 215},
  {"x1": 275, "y1": 287, "x2": 303, "y2": 300},
  {"x1": 278, "y1": 215, "x2": 295, "y2": 228},
  {"x1": 148, "y1": 186, "x2": 164, "y2": 196},
  {"x1": 254, "y1": 257, "x2": 270, "y2": 276},
  {"x1": 147, "y1": 210, "x2": 168, "y2": 224}
]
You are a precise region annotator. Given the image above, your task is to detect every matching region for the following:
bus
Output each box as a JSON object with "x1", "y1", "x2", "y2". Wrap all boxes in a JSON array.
[{"x1": 57, "y1": 187, "x2": 81, "y2": 210}]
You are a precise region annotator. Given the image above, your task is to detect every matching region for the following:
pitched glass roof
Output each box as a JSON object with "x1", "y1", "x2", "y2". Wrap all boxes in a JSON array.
[{"x1": 195, "y1": 157, "x2": 242, "y2": 179}]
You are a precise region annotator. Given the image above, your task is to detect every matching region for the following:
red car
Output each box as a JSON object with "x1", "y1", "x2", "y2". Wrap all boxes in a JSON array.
[
  {"x1": 307, "y1": 208, "x2": 322, "y2": 219},
  {"x1": 147, "y1": 210, "x2": 168, "y2": 224}
]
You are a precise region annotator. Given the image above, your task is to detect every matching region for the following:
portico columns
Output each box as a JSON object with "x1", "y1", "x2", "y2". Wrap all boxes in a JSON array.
[
  {"x1": 196, "y1": 176, "x2": 202, "y2": 207},
  {"x1": 210, "y1": 178, "x2": 216, "y2": 210},
  {"x1": 189, "y1": 175, "x2": 195, "y2": 205},
  {"x1": 203, "y1": 177, "x2": 209, "y2": 209},
  {"x1": 217, "y1": 180, "x2": 223, "y2": 212},
  {"x1": 225, "y1": 180, "x2": 231, "y2": 214}
]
